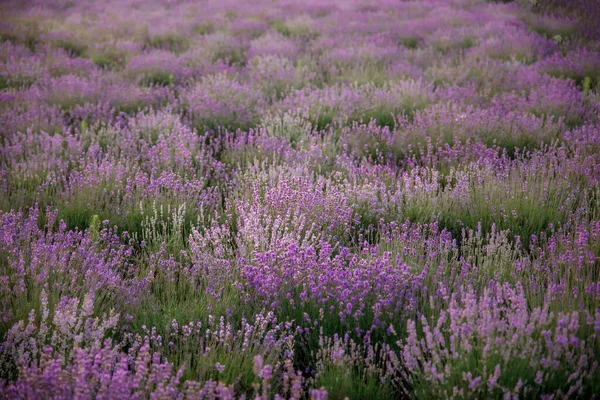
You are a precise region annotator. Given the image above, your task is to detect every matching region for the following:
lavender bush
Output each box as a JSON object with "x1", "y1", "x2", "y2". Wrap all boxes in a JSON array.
[{"x1": 1, "y1": 0, "x2": 599, "y2": 398}]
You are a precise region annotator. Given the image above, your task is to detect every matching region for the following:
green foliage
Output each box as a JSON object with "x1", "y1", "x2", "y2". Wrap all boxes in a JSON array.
[
  {"x1": 399, "y1": 37, "x2": 419, "y2": 49},
  {"x1": 211, "y1": 46, "x2": 246, "y2": 65},
  {"x1": 354, "y1": 109, "x2": 396, "y2": 129},
  {"x1": 317, "y1": 367, "x2": 398, "y2": 400},
  {"x1": 145, "y1": 33, "x2": 189, "y2": 53},
  {"x1": 582, "y1": 76, "x2": 593, "y2": 93},
  {"x1": 404, "y1": 174, "x2": 585, "y2": 250},
  {"x1": 53, "y1": 38, "x2": 88, "y2": 57},
  {"x1": 192, "y1": 21, "x2": 215, "y2": 35},
  {"x1": 79, "y1": 119, "x2": 87, "y2": 134},
  {"x1": 271, "y1": 21, "x2": 291, "y2": 37},
  {"x1": 316, "y1": 367, "x2": 397, "y2": 400},
  {"x1": 0, "y1": 19, "x2": 42, "y2": 51},
  {"x1": 88, "y1": 214, "x2": 100, "y2": 242},
  {"x1": 138, "y1": 70, "x2": 173, "y2": 87},
  {"x1": 0, "y1": 75, "x2": 36, "y2": 90},
  {"x1": 90, "y1": 47, "x2": 128, "y2": 70},
  {"x1": 520, "y1": 12, "x2": 575, "y2": 39}
]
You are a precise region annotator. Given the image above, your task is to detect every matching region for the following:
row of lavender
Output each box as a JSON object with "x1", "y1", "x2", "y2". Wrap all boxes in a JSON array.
[{"x1": 1, "y1": 0, "x2": 599, "y2": 398}]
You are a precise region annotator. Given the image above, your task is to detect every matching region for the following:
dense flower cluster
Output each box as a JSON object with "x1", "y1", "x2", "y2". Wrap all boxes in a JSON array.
[{"x1": 1, "y1": 0, "x2": 599, "y2": 398}]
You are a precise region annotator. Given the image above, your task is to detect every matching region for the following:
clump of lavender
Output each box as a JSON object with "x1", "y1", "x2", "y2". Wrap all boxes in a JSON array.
[
  {"x1": 125, "y1": 50, "x2": 190, "y2": 87},
  {"x1": 401, "y1": 283, "x2": 600, "y2": 399},
  {"x1": 0, "y1": 207, "x2": 144, "y2": 326},
  {"x1": 181, "y1": 73, "x2": 264, "y2": 132}
]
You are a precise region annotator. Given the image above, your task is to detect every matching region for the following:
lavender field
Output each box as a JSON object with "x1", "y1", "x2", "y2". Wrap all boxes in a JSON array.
[{"x1": 1, "y1": 0, "x2": 599, "y2": 398}]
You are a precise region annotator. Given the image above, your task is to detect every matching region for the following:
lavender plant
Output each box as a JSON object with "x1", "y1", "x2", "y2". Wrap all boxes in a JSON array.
[{"x1": 1, "y1": 0, "x2": 599, "y2": 398}]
